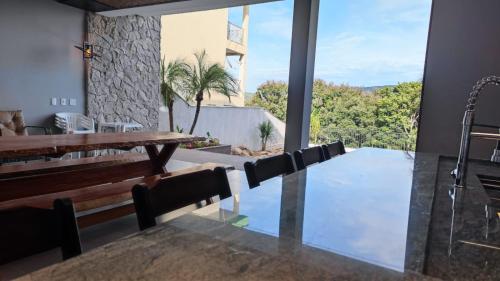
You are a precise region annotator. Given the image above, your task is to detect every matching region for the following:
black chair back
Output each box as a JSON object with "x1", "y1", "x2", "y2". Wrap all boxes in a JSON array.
[
  {"x1": 322, "y1": 141, "x2": 346, "y2": 160},
  {"x1": 244, "y1": 153, "x2": 296, "y2": 188},
  {"x1": 0, "y1": 198, "x2": 82, "y2": 265},
  {"x1": 293, "y1": 146, "x2": 326, "y2": 170},
  {"x1": 132, "y1": 167, "x2": 232, "y2": 230}
]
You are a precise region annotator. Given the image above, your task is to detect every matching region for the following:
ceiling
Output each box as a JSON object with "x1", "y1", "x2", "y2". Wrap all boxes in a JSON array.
[
  {"x1": 55, "y1": 0, "x2": 187, "y2": 12},
  {"x1": 56, "y1": 0, "x2": 280, "y2": 16}
]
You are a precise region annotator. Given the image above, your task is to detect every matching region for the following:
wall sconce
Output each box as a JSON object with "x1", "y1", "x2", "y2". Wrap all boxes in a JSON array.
[{"x1": 75, "y1": 42, "x2": 99, "y2": 60}]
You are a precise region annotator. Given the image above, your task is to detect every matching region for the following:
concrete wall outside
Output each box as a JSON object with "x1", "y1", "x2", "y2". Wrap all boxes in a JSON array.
[{"x1": 159, "y1": 100, "x2": 285, "y2": 150}]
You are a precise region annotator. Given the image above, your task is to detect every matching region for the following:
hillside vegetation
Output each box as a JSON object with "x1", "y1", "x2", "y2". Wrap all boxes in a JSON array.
[{"x1": 246, "y1": 80, "x2": 421, "y2": 151}]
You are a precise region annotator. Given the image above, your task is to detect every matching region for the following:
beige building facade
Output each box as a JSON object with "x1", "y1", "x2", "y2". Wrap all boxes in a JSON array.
[{"x1": 161, "y1": 7, "x2": 249, "y2": 107}]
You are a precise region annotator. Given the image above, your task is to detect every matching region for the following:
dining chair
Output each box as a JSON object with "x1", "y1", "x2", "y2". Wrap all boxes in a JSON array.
[
  {"x1": 55, "y1": 112, "x2": 95, "y2": 134},
  {"x1": 293, "y1": 146, "x2": 326, "y2": 171},
  {"x1": 55, "y1": 112, "x2": 96, "y2": 158},
  {"x1": 132, "y1": 167, "x2": 232, "y2": 231},
  {"x1": 0, "y1": 198, "x2": 82, "y2": 265},
  {"x1": 243, "y1": 153, "x2": 296, "y2": 188},
  {"x1": 322, "y1": 141, "x2": 346, "y2": 160}
]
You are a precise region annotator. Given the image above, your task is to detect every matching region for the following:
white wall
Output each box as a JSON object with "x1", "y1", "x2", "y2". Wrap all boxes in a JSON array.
[{"x1": 159, "y1": 100, "x2": 285, "y2": 151}]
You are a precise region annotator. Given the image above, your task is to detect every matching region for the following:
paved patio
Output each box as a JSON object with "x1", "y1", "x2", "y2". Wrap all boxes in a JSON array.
[{"x1": 171, "y1": 148, "x2": 253, "y2": 171}]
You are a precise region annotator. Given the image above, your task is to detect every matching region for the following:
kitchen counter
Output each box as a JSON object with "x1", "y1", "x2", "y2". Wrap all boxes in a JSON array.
[
  {"x1": 15, "y1": 148, "x2": 500, "y2": 280},
  {"x1": 424, "y1": 157, "x2": 500, "y2": 280}
]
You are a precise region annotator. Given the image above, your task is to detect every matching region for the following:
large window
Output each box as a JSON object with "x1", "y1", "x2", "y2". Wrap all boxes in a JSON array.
[
  {"x1": 312, "y1": 0, "x2": 432, "y2": 150},
  {"x1": 247, "y1": 0, "x2": 432, "y2": 151},
  {"x1": 159, "y1": 0, "x2": 432, "y2": 157}
]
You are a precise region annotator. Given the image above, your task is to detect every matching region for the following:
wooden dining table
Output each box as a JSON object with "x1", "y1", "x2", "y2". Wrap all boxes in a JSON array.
[
  {"x1": 0, "y1": 132, "x2": 204, "y2": 202},
  {"x1": 0, "y1": 131, "x2": 202, "y2": 160}
]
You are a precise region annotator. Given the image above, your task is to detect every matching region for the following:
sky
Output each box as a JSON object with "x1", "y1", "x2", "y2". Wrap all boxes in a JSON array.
[{"x1": 229, "y1": 0, "x2": 432, "y2": 93}]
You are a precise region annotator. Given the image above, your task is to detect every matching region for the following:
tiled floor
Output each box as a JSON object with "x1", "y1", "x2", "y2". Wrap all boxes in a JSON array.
[{"x1": 0, "y1": 158, "x2": 250, "y2": 280}]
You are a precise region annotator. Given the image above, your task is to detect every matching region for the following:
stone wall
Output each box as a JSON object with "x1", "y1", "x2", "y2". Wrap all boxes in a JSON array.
[{"x1": 87, "y1": 14, "x2": 161, "y2": 130}]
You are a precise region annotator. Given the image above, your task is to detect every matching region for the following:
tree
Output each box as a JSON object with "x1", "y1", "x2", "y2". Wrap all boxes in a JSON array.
[
  {"x1": 309, "y1": 111, "x2": 321, "y2": 144},
  {"x1": 160, "y1": 57, "x2": 189, "y2": 132},
  {"x1": 375, "y1": 82, "x2": 421, "y2": 150},
  {"x1": 258, "y1": 121, "x2": 273, "y2": 151},
  {"x1": 246, "y1": 79, "x2": 422, "y2": 151},
  {"x1": 246, "y1": 81, "x2": 288, "y2": 121},
  {"x1": 183, "y1": 50, "x2": 239, "y2": 134}
]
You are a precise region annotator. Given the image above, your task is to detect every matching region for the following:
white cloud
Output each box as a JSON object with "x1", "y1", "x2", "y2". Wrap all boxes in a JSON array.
[
  {"x1": 314, "y1": 30, "x2": 427, "y2": 86},
  {"x1": 372, "y1": 0, "x2": 432, "y2": 24},
  {"x1": 313, "y1": 0, "x2": 431, "y2": 87},
  {"x1": 255, "y1": 20, "x2": 292, "y2": 40},
  {"x1": 253, "y1": 6, "x2": 293, "y2": 40},
  {"x1": 244, "y1": 0, "x2": 432, "y2": 91}
]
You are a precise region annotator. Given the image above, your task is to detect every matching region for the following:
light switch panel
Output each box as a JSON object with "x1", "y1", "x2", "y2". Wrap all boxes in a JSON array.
[
  {"x1": 69, "y1": 98, "x2": 77, "y2": 106},
  {"x1": 61, "y1": 98, "x2": 67, "y2": 106},
  {"x1": 51, "y1": 98, "x2": 58, "y2": 106}
]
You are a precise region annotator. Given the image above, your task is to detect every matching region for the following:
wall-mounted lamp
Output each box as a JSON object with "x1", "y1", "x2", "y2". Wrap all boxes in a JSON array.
[{"x1": 75, "y1": 42, "x2": 99, "y2": 60}]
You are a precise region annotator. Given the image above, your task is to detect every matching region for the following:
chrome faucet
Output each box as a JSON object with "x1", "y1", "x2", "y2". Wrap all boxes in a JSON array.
[{"x1": 453, "y1": 76, "x2": 500, "y2": 188}]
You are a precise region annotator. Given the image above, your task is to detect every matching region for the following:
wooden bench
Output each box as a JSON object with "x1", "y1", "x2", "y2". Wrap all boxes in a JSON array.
[
  {"x1": 0, "y1": 153, "x2": 149, "y2": 179},
  {"x1": 0, "y1": 155, "x2": 159, "y2": 202},
  {"x1": 0, "y1": 162, "x2": 230, "y2": 228}
]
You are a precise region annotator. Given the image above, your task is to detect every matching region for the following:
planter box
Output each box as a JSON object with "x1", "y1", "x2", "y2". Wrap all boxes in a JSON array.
[{"x1": 196, "y1": 144, "x2": 232, "y2": 155}]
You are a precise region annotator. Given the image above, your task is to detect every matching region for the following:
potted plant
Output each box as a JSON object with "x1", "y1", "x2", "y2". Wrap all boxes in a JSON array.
[{"x1": 258, "y1": 121, "x2": 273, "y2": 151}]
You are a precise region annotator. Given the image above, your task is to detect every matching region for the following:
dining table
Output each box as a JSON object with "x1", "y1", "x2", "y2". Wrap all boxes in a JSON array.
[
  {"x1": 14, "y1": 148, "x2": 445, "y2": 281},
  {"x1": 0, "y1": 132, "x2": 204, "y2": 202},
  {"x1": 0, "y1": 131, "x2": 202, "y2": 160}
]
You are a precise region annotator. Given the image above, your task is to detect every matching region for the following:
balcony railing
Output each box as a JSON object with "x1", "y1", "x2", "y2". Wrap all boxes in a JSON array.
[
  {"x1": 318, "y1": 127, "x2": 417, "y2": 151},
  {"x1": 227, "y1": 22, "x2": 243, "y2": 44}
]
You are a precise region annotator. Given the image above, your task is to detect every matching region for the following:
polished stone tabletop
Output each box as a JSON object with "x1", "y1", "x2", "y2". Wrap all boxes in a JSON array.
[
  {"x1": 195, "y1": 148, "x2": 416, "y2": 272},
  {"x1": 17, "y1": 148, "x2": 444, "y2": 281}
]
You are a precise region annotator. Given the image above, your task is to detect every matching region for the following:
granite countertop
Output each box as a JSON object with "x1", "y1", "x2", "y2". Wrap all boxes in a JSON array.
[
  {"x1": 16, "y1": 215, "x2": 439, "y2": 281},
  {"x1": 15, "y1": 148, "x2": 500, "y2": 280},
  {"x1": 423, "y1": 157, "x2": 500, "y2": 280}
]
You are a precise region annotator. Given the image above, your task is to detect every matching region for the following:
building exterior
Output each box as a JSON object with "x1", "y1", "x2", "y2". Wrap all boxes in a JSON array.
[{"x1": 161, "y1": 6, "x2": 249, "y2": 107}]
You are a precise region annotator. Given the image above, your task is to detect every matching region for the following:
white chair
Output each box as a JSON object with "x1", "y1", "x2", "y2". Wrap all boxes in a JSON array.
[
  {"x1": 97, "y1": 121, "x2": 145, "y2": 155},
  {"x1": 55, "y1": 113, "x2": 95, "y2": 159},
  {"x1": 55, "y1": 113, "x2": 95, "y2": 134}
]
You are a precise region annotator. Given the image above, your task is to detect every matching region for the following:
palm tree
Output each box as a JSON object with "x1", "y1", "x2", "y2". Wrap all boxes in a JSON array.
[
  {"x1": 160, "y1": 57, "x2": 189, "y2": 132},
  {"x1": 258, "y1": 121, "x2": 273, "y2": 151},
  {"x1": 184, "y1": 50, "x2": 239, "y2": 134}
]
